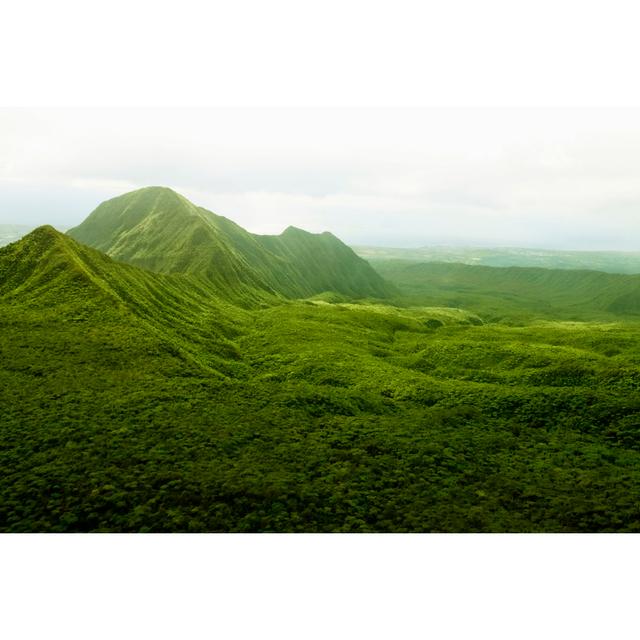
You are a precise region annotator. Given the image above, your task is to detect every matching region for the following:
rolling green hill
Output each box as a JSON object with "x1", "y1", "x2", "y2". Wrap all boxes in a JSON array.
[
  {"x1": 67, "y1": 186, "x2": 391, "y2": 300},
  {"x1": 374, "y1": 260, "x2": 640, "y2": 321}
]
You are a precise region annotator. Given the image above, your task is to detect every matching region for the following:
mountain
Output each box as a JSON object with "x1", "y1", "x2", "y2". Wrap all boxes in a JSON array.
[
  {"x1": 0, "y1": 225, "x2": 104, "y2": 302},
  {"x1": 256, "y1": 226, "x2": 391, "y2": 298},
  {"x1": 67, "y1": 187, "x2": 391, "y2": 300},
  {"x1": 0, "y1": 225, "x2": 248, "y2": 375}
]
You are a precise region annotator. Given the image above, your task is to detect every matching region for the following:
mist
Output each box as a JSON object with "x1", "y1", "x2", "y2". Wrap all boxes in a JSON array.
[{"x1": 2, "y1": 107, "x2": 640, "y2": 250}]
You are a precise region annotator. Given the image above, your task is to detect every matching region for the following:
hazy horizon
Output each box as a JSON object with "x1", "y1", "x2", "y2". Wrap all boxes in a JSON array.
[{"x1": 3, "y1": 108, "x2": 640, "y2": 251}]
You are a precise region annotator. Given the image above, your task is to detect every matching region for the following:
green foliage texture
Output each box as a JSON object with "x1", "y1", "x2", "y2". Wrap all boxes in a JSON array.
[{"x1": 1, "y1": 189, "x2": 640, "y2": 532}]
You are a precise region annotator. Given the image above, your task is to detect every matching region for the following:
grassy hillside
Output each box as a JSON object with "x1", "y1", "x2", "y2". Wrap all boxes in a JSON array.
[
  {"x1": 373, "y1": 259, "x2": 640, "y2": 321},
  {"x1": 257, "y1": 226, "x2": 392, "y2": 298},
  {"x1": 2, "y1": 228, "x2": 640, "y2": 531},
  {"x1": 68, "y1": 186, "x2": 391, "y2": 300},
  {"x1": 0, "y1": 226, "x2": 250, "y2": 374}
]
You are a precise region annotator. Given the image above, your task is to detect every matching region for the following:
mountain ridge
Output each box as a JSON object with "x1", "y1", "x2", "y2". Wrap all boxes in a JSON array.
[
  {"x1": 67, "y1": 187, "x2": 392, "y2": 300},
  {"x1": 0, "y1": 224, "x2": 250, "y2": 374}
]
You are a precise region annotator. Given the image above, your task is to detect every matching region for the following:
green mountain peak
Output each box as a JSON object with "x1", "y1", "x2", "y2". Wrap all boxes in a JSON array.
[
  {"x1": 68, "y1": 187, "x2": 392, "y2": 300},
  {"x1": 0, "y1": 225, "x2": 103, "y2": 301}
]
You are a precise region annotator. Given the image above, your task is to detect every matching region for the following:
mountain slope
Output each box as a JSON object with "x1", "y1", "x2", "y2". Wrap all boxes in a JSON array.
[
  {"x1": 373, "y1": 259, "x2": 640, "y2": 319},
  {"x1": 65, "y1": 187, "x2": 280, "y2": 298},
  {"x1": 257, "y1": 226, "x2": 390, "y2": 298},
  {"x1": 0, "y1": 226, "x2": 249, "y2": 375},
  {"x1": 0, "y1": 225, "x2": 113, "y2": 304},
  {"x1": 67, "y1": 187, "x2": 391, "y2": 299}
]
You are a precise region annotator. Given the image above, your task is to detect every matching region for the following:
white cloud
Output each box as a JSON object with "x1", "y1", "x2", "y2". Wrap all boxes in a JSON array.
[{"x1": 2, "y1": 108, "x2": 640, "y2": 249}]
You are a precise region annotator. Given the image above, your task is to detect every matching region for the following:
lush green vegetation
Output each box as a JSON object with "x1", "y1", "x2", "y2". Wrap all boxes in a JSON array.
[
  {"x1": 374, "y1": 259, "x2": 640, "y2": 321},
  {"x1": 68, "y1": 187, "x2": 391, "y2": 299},
  {"x1": 2, "y1": 189, "x2": 640, "y2": 532}
]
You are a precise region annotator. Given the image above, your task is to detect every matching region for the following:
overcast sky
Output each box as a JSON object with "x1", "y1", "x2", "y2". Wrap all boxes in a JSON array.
[{"x1": 2, "y1": 108, "x2": 640, "y2": 250}]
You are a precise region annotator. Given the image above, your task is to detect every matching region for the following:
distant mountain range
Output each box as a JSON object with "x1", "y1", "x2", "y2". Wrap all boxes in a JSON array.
[
  {"x1": 6, "y1": 201, "x2": 640, "y2": 276},
  {"x1": 354, "y1": 245, "x2": 640, "y2": 274},
  {"x1": 4, "y1": 186, "x2": 640, "y2": 321}
]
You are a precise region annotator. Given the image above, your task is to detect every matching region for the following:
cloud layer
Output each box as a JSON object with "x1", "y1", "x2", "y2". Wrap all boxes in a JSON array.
[{"x1": 2, "y1": 108, "x2": 640, "y2": 249}]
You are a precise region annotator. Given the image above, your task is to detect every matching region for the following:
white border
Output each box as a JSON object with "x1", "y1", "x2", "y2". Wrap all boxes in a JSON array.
[
  {"x1": 2, "y1": 1, "x2": 639, "y2": 637},
  {"x1": 3, "y1": 0, "x2": 640, "y2": 107},
  {"x1": 1, "y1": 534, "x2": 638, "y2": 639}
]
